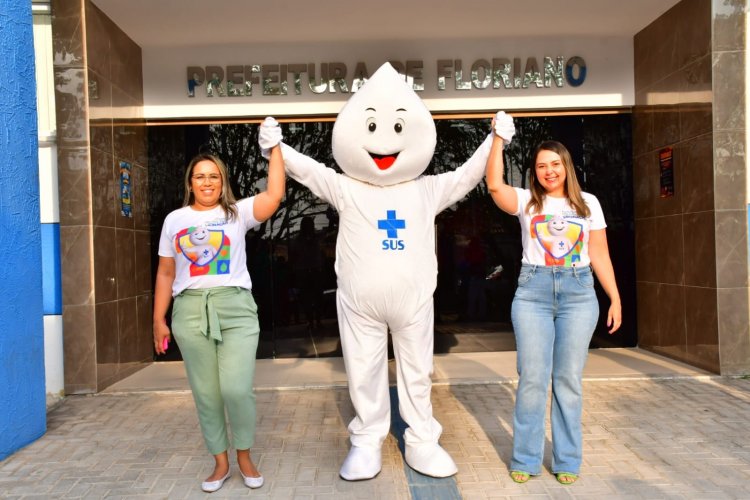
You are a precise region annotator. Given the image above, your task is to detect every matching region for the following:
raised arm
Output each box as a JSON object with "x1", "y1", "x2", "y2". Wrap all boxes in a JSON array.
[
  {"x1": 258, "y1": 117, "x2": 341, "y2": 208},
  {"x1": 253, "y1": 143, "x2": 285, "y2": 222},
  {"x1": 485, "y1": 114, "x2": 518, "y2": 215},
  {"x1": 433, "y1": 111, "x2": 516, "y2": 213},
  {"x1": 588, "y1": 229, "x2": 622, "y2": 333}
]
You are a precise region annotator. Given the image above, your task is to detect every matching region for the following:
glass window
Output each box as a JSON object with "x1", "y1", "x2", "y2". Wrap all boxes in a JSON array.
[{"x1": 148, "y1": 113, "x2": 635, "y2": 360}]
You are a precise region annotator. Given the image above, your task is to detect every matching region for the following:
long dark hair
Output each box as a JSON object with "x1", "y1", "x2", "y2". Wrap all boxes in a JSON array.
[
  {"x1": 182, "y1": 153, "x2": 238, "y2": 221},
  {"x1": 526, "y1": 140, "x2": 591, "y2": 218}
]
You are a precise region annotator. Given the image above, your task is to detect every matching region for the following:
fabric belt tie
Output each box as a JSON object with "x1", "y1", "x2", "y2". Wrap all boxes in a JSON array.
[{"x1": 180, "y1": 287, "x2": 241, "y2": 342}]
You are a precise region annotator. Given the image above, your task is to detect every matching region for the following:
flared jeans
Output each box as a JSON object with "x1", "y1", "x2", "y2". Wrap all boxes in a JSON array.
[{"x1": 510, "y1": 264, "x2": 599, "y2": 475}]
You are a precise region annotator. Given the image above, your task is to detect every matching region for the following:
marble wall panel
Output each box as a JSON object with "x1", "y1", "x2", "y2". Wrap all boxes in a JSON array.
[
  {"x1": 712, "y1": 0, "x2": 748, "y2": 374},
  {"x1": 60, "y1": 225, "x2": 93, "y2": 306},
  {"x1": 682, "y1": 211, "x2": 717, "y2": 288},
  {"x1": 51, "y1": 0, "x2": 85, "y2": 68},
  {"x1": 633, "y1": 0, "x2": 750, "y2": 374},
  {"x1": 133, "y1": 163, "x2": 150, "y2": 231},
  {"x1": 88, "y1": 70, "x2": 113, "y2": 152},
  {"x1": 633, "y1": 152, "x2": 656, "y2": 219},
  {"x1": 679, "y1": 56, "x2": 712, "y2": 140},
  {"x1": 111, "y1": 85, "x2": 143, "y2": 122},
  {"x1": 713, "y1": 51, "x2": 746, "y2": 131},
  {"x1": 84, "y1": 2, "x2": 110, "y2": 80},
  {"x1": 113, "y1": 122, "x2": 135, "y2": 162},
  {"x1": 632, "y1": 106, "x2": 654, "y2": 155},
  {"x1": 136, "y1": 294, "x2": 153, "y2": 362},
  {"x1": 634, "y1": 218, "x2": 658, "y2": 282},
  {"x1": 90, "y1": 148, "x2": 116, "y2": 228},
  {"x1": 652, "y1": 104, "x2": 681, "y2": 151},
  {"x1": 715, "y1": 210, "x2": 749, "y2": 288},
  {"x1": 115, "y1": 228, "x2": 137, "y2": 299},
  {"x1": 633, "y1": 8, "x2": 682, "y2": 91},
  {"x1": 93, "y1": 226, "x2": 117, "y2": 304},
  {"x1": 54, "y1": 67, "x2": 88, "y2": 146},
  {"x1": 675, "y1": 0, "x2": 711, "y2": 68},
  {"x1": 684, "y1": 285, "x2": 719, "y2": 372},
  {"x1": 717, "y1": 287, "x2": 750, "y2": 375},
  {"x1": 55, "y1": 0, "x2": 151, "y2": 393},
  {"x1": 679, "y1": 103, "x2": 713, "y2": 142},
  {"x1": 62, "y1": 303, "x2": 96, "y2": 393},
  {"x1": 110, "y1": 27, "x2": 143, "y2": 102},
  {"x1": 134, "y1": 230, "x2": 152, "y2": 296},
  {"x1": 655, "y1": 215, "x2": 685, "y2": 285},
  {"x1": 713, "y1": 0, "x2": 746, "y2": 51},
  {"x1": 636, "y1": 282, "x2": 659, "y2": 347},
  {"x1": 56, "y1": 147, "x2": 90, "y2": 226},
  {"x1": 132, "y1": 125, "x2": 148, "y2": 168},
  {"x1": 633, "y1": 34, "x2": 654, "y2": 93},
  {"x1": 679, "y1": 134, "x2": 714, "y2": 214},
  {"x1": 651, "y1": 69, "x2": 684, "y2": 107},
  {"x1": 95, "y1": 299, "x2": 118, "y2": 370},
  {"x1": 117, "y1": 297, "x2": 138, "y2": 364},
  {"x1": 89, "y1": 119, "x2": 113, "y2": 156},
  {"x1": 713, "y1": 131, "x2": 747, "y2": 211},
  {"x1": 657, "y1": 283, "x2": 687, "y2": 351}
]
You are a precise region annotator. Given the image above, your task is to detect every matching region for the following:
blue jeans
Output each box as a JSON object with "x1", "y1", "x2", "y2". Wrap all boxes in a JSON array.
[{"x1": 510, "y1": 264, "x2": 599, "y2": 475}]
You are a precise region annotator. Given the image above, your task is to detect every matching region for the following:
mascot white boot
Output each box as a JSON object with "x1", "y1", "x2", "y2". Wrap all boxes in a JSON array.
[{"x1": 259, "y1": 62, "x2": 515, "y2": 480}]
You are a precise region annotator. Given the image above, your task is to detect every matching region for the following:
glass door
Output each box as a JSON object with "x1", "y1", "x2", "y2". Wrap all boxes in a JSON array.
[{"x1": 148, "y1": 112, "x2": 636, "y2": 361}]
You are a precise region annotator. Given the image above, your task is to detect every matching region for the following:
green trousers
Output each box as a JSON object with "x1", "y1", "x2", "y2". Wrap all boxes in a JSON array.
[{"x1": 172, "y1": 286, "x2": 260, "y2": 455}]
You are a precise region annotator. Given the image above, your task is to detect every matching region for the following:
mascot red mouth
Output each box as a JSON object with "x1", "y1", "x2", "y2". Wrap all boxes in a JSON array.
[{"x1": 369, "y1": 152, "x2": 399, "y2": 170}]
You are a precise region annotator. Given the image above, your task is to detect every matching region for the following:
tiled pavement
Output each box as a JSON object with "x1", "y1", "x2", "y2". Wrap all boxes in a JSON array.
[{"x1": 2, "y1": 352, "x2": 750, "y2": 499}]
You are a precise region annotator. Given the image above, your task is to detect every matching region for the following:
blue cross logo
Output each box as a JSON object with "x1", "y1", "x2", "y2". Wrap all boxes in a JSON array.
[{"x1": 378, "y1": 210, "x2": 405, "y2": 239}]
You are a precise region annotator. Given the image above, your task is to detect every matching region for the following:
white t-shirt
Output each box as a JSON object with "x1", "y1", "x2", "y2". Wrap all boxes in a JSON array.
[
  {"x1": 158, "y1": 197, "x2": 260, "y2": 296},
  {"x1": 513, "y1": 187, "x2": 606, "y2": 267}
]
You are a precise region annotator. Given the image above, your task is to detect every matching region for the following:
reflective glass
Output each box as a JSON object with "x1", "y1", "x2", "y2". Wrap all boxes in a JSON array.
[{"x1": 148, "y1": 113, "x2": 635, "y2": 361}]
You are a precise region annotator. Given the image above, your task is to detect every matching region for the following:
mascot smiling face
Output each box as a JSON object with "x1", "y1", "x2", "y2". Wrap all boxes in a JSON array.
[{"x1": 332, "y1": 63, "x2": 437, "y2": 186}]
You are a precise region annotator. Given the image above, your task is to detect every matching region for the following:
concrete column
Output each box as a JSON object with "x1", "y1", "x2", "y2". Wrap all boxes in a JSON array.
[{"x1": 0, "y1": 0, "x2": 47, "y2": 459}]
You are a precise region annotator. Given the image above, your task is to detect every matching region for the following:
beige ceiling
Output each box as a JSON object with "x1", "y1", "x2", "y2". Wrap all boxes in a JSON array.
[{"x1": 90, "y1": 0, "x2": 681, "y2": 48}]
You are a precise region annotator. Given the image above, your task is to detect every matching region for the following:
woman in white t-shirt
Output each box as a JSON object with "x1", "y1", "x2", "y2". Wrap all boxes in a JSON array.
[
  {"x1": 153, "y1": 131, "x2": 283, "y2": 493},
  {"x1": 485, "y1": 136, "x2": 621, "y2": 485}
]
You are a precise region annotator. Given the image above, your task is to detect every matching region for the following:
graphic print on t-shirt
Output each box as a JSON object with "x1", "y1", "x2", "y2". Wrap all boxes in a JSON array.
[
  {"x1": 531, "y1": 214, "x2": 584, "y2": 266},
  {"x1": 175, "y1": 224, "x2": 230, "y2": 276}
]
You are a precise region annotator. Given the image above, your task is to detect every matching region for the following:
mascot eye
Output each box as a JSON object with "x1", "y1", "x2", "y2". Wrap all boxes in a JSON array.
[
  {"x1": 366, "y1": 117, "x2": 377, "y2": 132},
  {"x1": 394, "y1": 119, "x2": 404, "y2": 134}
]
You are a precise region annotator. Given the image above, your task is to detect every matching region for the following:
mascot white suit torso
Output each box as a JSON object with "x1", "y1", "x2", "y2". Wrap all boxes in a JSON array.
[{"x1": 259, "y1": 62, "x2": 514, "y2": 480}]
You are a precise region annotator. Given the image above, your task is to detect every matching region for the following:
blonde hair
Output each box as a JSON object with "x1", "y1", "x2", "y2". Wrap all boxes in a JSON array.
[
  {"x1": 182, "y1": 153, "x2": 238, "y2": 221},
  {"x1": 526, "y1": 140, "x2": 591, "y2": 218}
]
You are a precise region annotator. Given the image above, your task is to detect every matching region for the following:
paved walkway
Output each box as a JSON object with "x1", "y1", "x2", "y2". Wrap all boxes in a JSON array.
[{"x1": 2, "y1": 349, "x2": 750, "y2": 499}]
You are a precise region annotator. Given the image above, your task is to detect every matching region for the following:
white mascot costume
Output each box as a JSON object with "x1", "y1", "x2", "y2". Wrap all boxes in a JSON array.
[{"x1": 259, "y1": 62, "x2": 515, "y2": 479}]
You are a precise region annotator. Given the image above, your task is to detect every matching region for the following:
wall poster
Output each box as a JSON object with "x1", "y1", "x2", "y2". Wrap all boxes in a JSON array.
[
  {"x1": 659, "y1": 147, "x2": 674, "y2": 198},
  {"x1": 120, "y1": 161, "x2": 132, "y2": 217}
]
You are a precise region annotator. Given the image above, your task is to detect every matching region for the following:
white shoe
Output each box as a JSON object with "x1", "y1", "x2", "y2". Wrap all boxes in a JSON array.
[
  {"x1": 405, "y1": 443, "x2": 458, "y2": 477},
  {"x1": 240, "y1": 470, "x2": 264, "y2": 489},
  {"x1": 339, "y1": 446, "x2": 382, "y2": 481},
  {"x1": 201, "y1": 470, "x2": 230, "y2": 492}
]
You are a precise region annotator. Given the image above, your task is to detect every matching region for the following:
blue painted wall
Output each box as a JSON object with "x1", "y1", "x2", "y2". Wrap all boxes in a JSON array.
[
  {"x1": 0, "y1": 0, "x2": 47, "y2": 460},
  {"x1": 41, "y1": 223, "x2": 62, "y2": 315}
]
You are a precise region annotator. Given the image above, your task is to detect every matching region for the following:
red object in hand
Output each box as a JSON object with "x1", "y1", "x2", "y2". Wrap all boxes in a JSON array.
[{"x1": 162, "y1": 337, "x2": 169, "y2": 351}]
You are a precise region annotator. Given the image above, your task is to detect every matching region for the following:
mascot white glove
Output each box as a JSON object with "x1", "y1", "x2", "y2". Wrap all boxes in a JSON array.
[
  {"x1": 493, "y1": 111, "x2": 515, "y2": 147},
  {"x1": 258, "y1": 116, "x2": 283, "y2": 159}
]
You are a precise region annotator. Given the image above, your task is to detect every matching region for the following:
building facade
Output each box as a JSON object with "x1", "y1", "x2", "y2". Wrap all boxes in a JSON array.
[{"x1": 2, "y1": 0, "x2": 748, "y2": 459}]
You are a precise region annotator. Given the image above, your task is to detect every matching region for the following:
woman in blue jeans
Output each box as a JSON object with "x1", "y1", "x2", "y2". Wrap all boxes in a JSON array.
[{"x1": 485, "y1": 134, "x2": 621, "y2": 485}]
